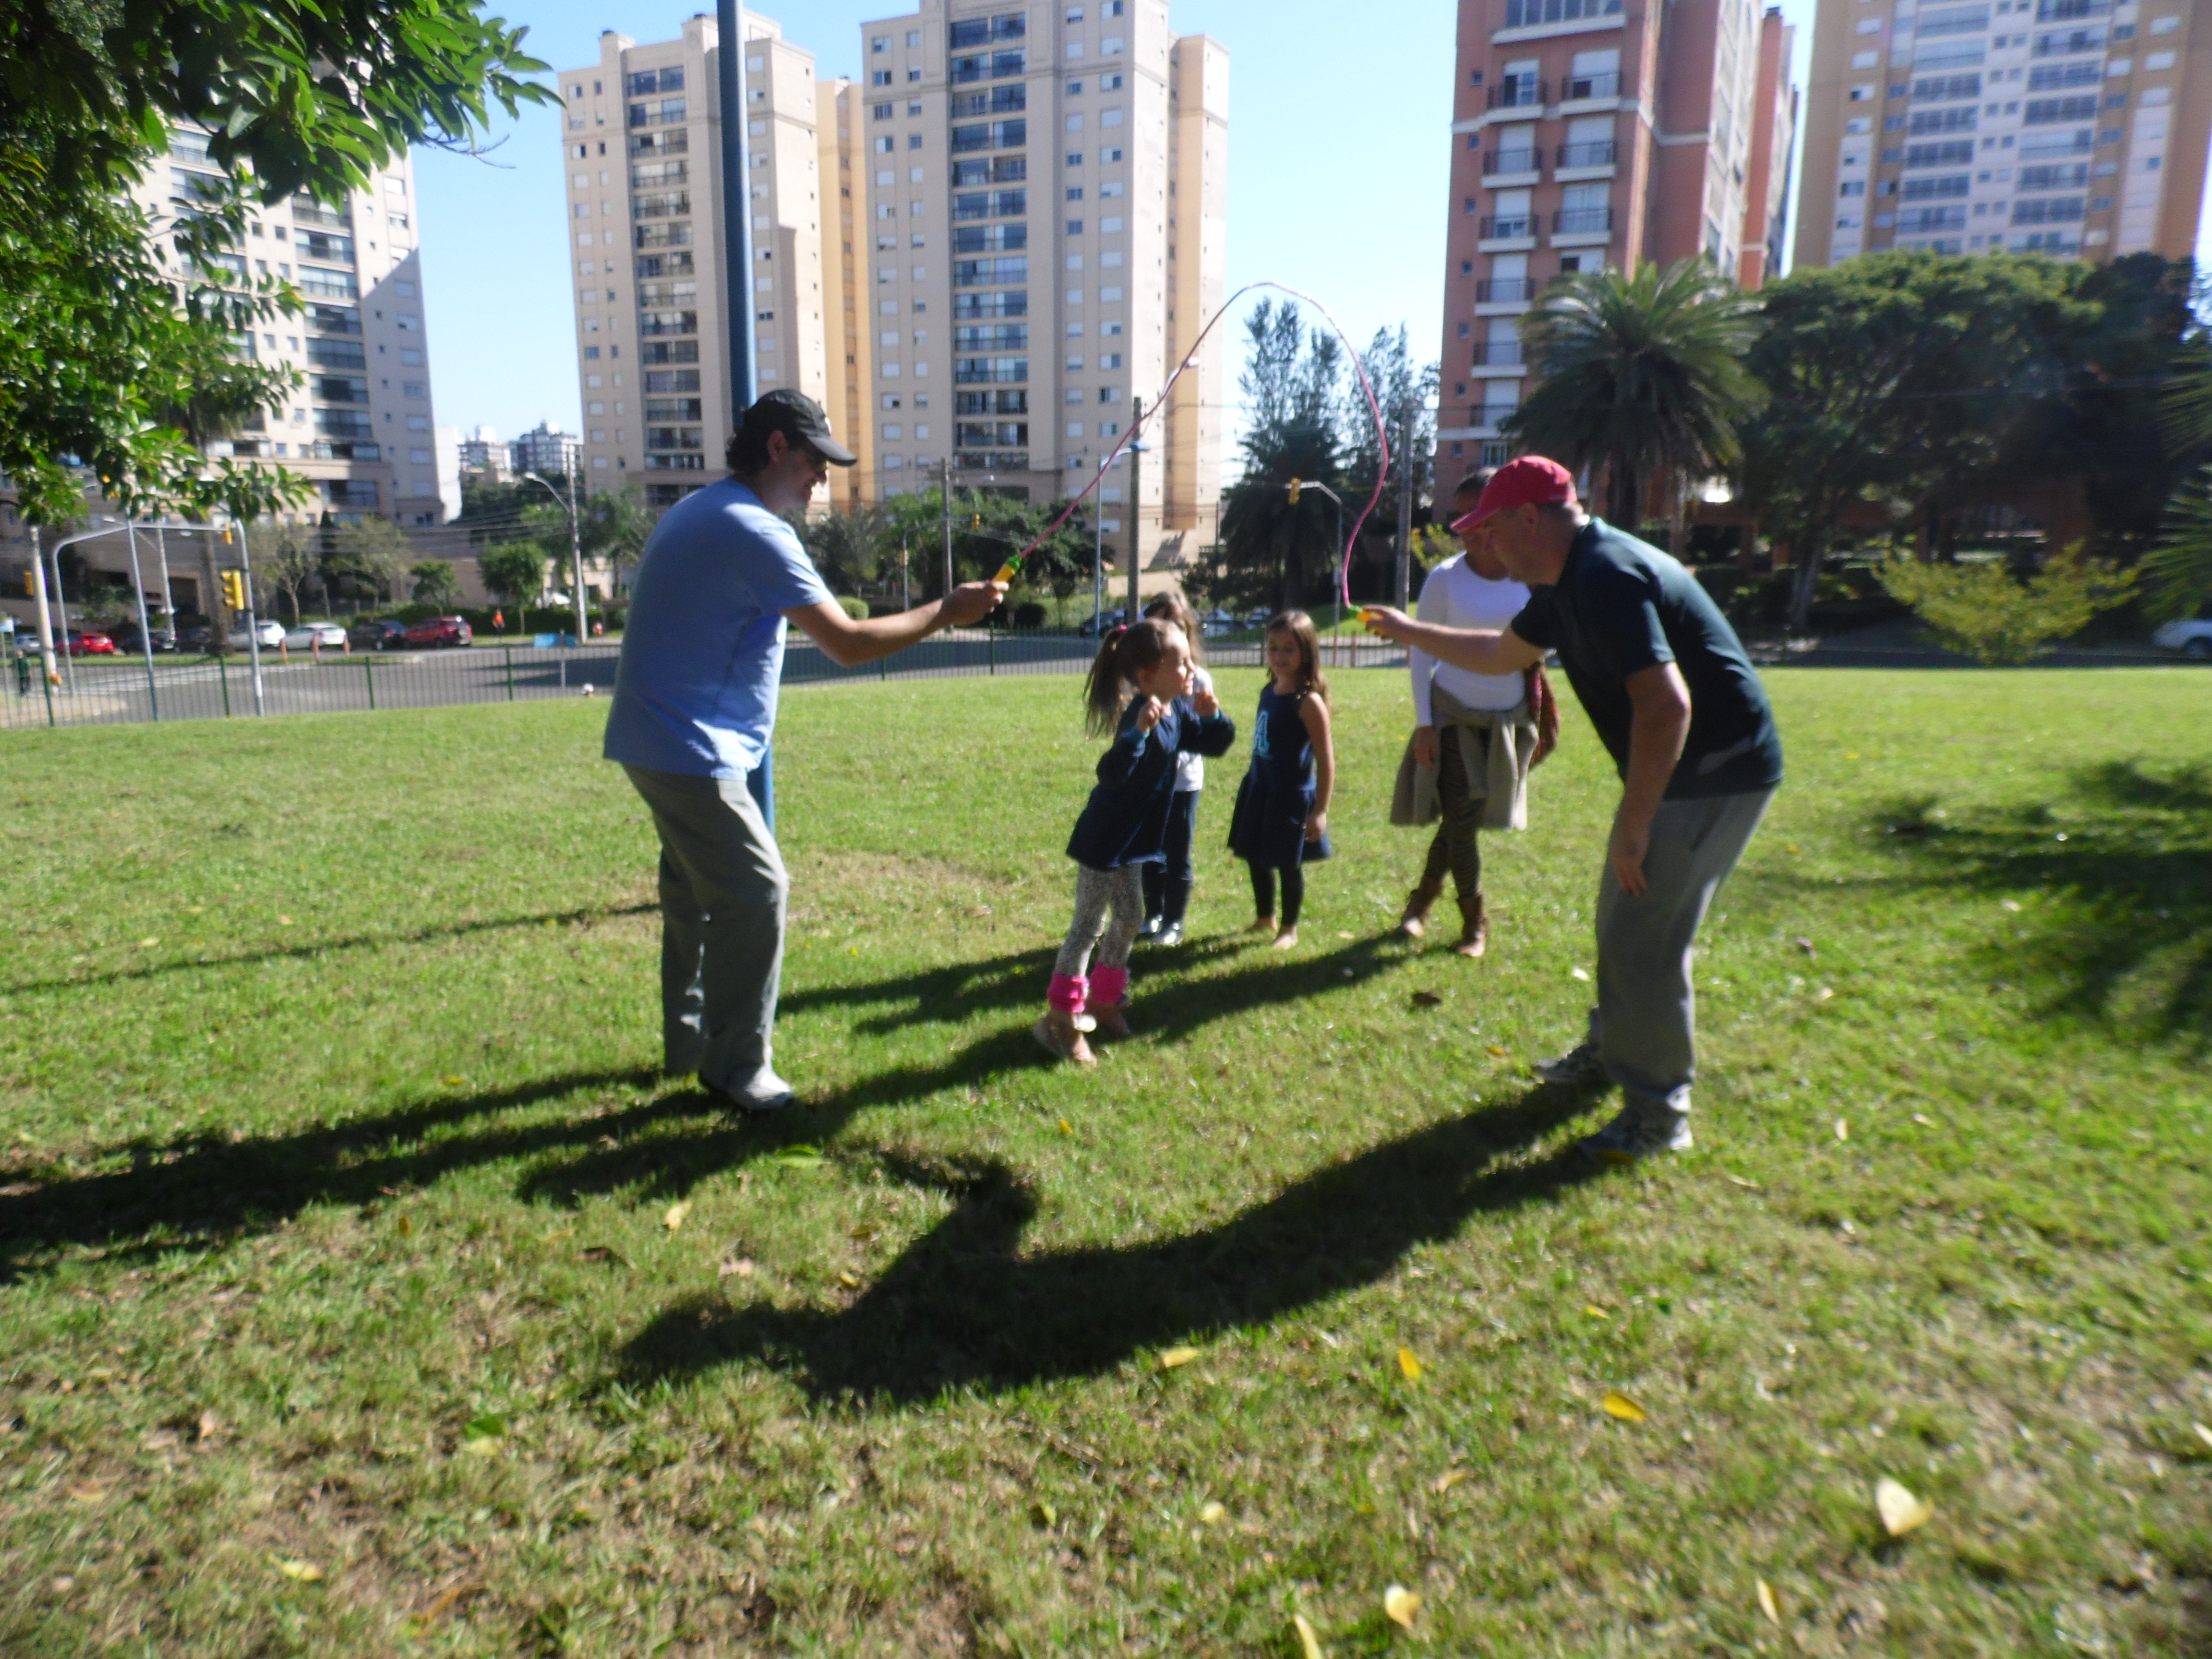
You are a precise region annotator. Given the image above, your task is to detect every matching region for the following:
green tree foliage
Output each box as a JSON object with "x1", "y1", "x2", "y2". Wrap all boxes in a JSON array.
[
  {"x1": 1877, "y1": 545, "x2": 2139, "y2": 665},
  {"x1": 1341, "y1": 324, "x2": 1440, "y2": 539},
  {"x1": 477, "y1": 541, "x2": 546, "y2": 609},
  {"x1": 324, "y1": 517, "x2": 409, "y2": 605},
  {"x1": 409, "y1": 561, "x2": 459, "y2": 607},
  {"x1": 1505, "y1": 258, "x2": 1762, "y2": 535},
  {"x1": 580, "y1": 487, "x2": 655, "y2": 595},
  {"x1": 1742, "y1": 252, "x2": 2191, "y2": 634},
  {"x1": 257, "y1": 527, "x2": 321, "y2": 622},
  {"x1": 871, "y1": 487, "x2": 1093, "y2": 606},
  {"x1": 1214, "y1": 300, "x2": 1351, "y2": 611},
  {"x1": 802, "y1": 504, "x2": 889, "y2": 597},
  {"x1": 0, "y1": 0, "x2": 550, "y2": 526}
]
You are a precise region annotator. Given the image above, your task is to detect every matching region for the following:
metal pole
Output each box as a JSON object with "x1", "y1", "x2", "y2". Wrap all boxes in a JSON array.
[
  {"x1": 28, "y1": 526, "x2": 58, "y2": 707},
  {"x1": 939, "y1": 457, "x2": 953, "y2": 600},
  {"x1": 1126, "y1": 396, "x2": 1142, "y2": 626},
  {"x1": 1393, "y1": 398, "x2": 1416, "y2": 610},
  {"x1": 716, "y1": 0, "x2": 757, "y2": 422},
  {"x1": 235, "y1": 520, "x2": 266, "y2": 715},
  {"x1": 154, "y1": 523, "x2": 172, "y2": 639},
  {"x1": 900, "y1": 540, "x2": 910, "y2": 612},
  {"x1": 1092, "y1": 500, "x2": 1103, "y2": 633},
  {"x1": 569, "y1": 469, "x2": 587, "y2": 645},
  {"x1": 1334, "y1": 494, "x2": 1344, "y2": 664},
  {"x1": 48, "y1": 538, "x2": 75, "y2": 692},
  {"x1": 124, "y1": 521, "x2": 161, "y2": 720}
]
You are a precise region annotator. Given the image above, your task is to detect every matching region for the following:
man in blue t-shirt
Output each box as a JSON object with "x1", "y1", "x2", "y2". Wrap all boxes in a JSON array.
[
  {"x1": 606, "y1": 390, "x2": 1004, "y2": 1109},
  {"x1": 1364, "y1": 456, "x2": 1782, "y2": 1163}
]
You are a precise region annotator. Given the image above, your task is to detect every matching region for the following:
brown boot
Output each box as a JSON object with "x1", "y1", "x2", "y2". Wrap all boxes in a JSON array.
[
  {"x1": 1399, "y1": 879, "x2": 1443, "y2": 940},
  {"x1": 1452, "y1": 891, "x2": 1488, "y2": 959}
]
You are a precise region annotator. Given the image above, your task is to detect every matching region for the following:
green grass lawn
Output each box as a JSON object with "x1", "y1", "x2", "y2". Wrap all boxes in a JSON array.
[{"x1": 1, "y1": 667, "x2": 2207, "y2": 1657}]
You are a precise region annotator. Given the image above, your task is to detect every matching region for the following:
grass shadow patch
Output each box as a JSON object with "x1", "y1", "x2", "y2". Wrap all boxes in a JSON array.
[{"x1": 614, "y1": 1084, "x2": 1602, "y2": 1405}]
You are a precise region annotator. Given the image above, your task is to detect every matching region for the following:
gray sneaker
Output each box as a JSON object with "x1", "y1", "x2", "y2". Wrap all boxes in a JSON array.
[
  {"x1": 1579, "y1": 1104, "x2": 1693, "y2": 1166},
  {"x1": 1534, "y1": 1038, "x2": 1606, "y2": 1086},
  {"x1": 712, "y1": 1069, "x2": 797, "y2": 1113}
]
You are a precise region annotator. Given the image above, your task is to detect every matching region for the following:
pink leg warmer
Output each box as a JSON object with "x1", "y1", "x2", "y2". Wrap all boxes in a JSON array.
[
  {"x1": 1047, "y1": 973, "x2": 1089, "y2": 1013},
  {"x1": 1089, "y1": 965, "x2": 1129, "y2": 1008}
]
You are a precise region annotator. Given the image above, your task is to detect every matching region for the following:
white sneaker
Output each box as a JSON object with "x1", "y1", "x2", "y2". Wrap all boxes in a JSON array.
[{"x1": 715, "y1": 1069, "x2": 796, "y2": 1112}]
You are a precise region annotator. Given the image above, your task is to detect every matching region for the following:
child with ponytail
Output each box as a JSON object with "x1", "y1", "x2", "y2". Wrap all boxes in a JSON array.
[
  {"x1": 1037, "y1": 617, "x2": 1236, "y2": 1064},
  {"x1": 1227, "y1": 610, "x2": 1335, "y2": 949},
  {"x1": 1137, "y1": 592, "x2": 1214, "y2": 947}
]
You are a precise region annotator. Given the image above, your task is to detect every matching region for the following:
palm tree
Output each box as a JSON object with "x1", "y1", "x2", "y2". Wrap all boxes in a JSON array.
[
  {"x1": 1503, "y1": 259, "x2": 1763, "y2": 549},
  {"x1": 2148, "y1": 341, "x2": 2212, "y2": 620}
]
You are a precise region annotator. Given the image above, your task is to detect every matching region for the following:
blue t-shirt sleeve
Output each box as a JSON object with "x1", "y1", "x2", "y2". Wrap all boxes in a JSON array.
[
  {"x1": 747, "y1": 512, "x2": 835, "y2": 614},
  {"x1": 1585, "y1": 561, "x2": 1672, "y2": 675}
]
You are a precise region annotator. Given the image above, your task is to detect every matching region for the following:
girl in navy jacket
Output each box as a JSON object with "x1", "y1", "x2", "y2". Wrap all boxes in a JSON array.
[{"x1": 1038, "y1": 618, "x2": 1236, "y2": 1065}]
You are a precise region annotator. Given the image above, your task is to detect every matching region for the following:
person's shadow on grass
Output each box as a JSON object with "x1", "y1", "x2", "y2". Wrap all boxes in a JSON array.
[{"x1": 612, "y1": 1083, "x2": 1602, "y2": 1404}]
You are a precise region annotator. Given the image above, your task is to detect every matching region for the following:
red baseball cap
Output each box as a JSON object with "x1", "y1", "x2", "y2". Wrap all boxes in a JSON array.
[{"x1": 1451, "y1": 455, "x2": 1577, "y2": 534}]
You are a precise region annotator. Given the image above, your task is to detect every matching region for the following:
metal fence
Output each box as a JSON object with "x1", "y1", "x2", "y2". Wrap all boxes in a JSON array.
[{"x1": 0, "y1": 631, "x2": 1414, "y2": 731}]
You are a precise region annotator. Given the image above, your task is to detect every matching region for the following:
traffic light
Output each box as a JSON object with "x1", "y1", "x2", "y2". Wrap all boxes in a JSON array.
[
  {"x1": 970, "y1": 511, "x2": 983, "y2": 529},
  {"x1": 219, "y1": 569, "x2": 246, "y2": 611},
  {"x1": 1287, "y1": 478, "x2": 1302, "y2": 505},
  {"x1": 20, "y1": 572, "x2": 31, "y2": 597}
]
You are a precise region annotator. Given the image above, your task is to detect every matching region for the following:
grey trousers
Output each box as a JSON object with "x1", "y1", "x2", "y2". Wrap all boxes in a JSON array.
[
  {"x1": 623, "y1": 764, "x2": 790, "y2": 1093},
  {"x1": 1588, "y1": 788, "x2": 1773, "y2": 1119}
]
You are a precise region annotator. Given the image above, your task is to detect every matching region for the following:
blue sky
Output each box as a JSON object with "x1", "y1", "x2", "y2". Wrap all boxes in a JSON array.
[{"x1": 417, "y1": 0, "x2": 2210, "y2": 449}]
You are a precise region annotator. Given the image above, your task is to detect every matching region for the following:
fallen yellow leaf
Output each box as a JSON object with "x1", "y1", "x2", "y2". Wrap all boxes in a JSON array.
[
  {"x1": 662, "y1": 1200, "x2": 691, "y2": 1231},
  {"x1": 1725, "y1": 1172, "x2": 1760, "y2": 1189},
  {"x1": 1431, "y1": 1468, "x2": 1468, "y2": 1494},
  {"x1": 1158, "y1": 1346, "x2": 1200, "y2": 1370},
  {"x1": 1584, "y1": 1304, "x2": 1609, "y2": 1320},
  {"x1": 837, "y1": 1270, "x2": 860, "y2": 1288},
  {"x1": 1486, "y1": 1044, "x2": 1509, "y2": 1058},
  {"x1": 1058, "y1": 1117, "x2": 1073, "y2": 1134},
  {"x1": 275, "y1": 1558, "x2": 323, "y2": 1582},
  {"x1": 1198, "y1": 1500, "x2": 1226, "y2": 1524},
  {"x1": 1876, "y1": 1477, "x2": 1933, "y2": 1537},
  {"x1": 1397, "y1": 1346, "x2": 1423, "y2": 1382},
  {"x1": 439, "y1": 1074, "x2": 463, "y2": 1085},
  {"x1": 1834, "y1": 1118, "x2": 1849, "y2": 1142},
  {"x1": 1601, "y1": 1391, "x2": 1647, "y2": 1423},
  {"x1": 138, "y1": 937, "x2": 159, "y2": 948},
  {"x1": 395, "y1": 1214, "x2": 414, "y2": 1236},
  {"x1": 1756, "y1": 1577, "x2": 1780, "y2": 1624},
  {"x1": 1293, "y1": 1612, "x2": 1323, "y2": 1659},
  {"x1": 1383, "y1": 1585, "x2": 1422, "y2": 1629}
]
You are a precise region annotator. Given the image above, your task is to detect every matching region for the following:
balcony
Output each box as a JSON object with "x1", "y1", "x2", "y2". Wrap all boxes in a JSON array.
[
  {"x1": 955, "y1": 356, "x2": 1028, "y2": 384},
  {"x1": 1487, "y1": 79, "x2": 1547, "y2": 110},
  {"x1": 1470, "y1": 339, "x2": 1524, "y2": 367},
  {"x1": 304, "y1": 303, "x2": 360, "y2": 336},
  {"x1": 638, "y1": 311, "x2": 699, "y2": 337},
  {"x1": 1476, "y1": 277, "x2": 1534, "y2": 303},
  {"x1": 289, "y1": 198, "x2": 350, "y2": 231},
  {"x1": 1479, "y1": 215, "x2": 1536, "y2": 240},
  {"x1": 1503, "y1": 0, "x2": 1622, "y2": 25},
  {"x1": 1552, "y1": 206, "x2": 1614, "y2": 234},
  {"x1": 297, "y1": 267, "x2": 358, "y2": 300},
  {"x1": 1557, "y1": 139, "x2": 1618, "y2": 168},
  {"x1": 955, "y1": 451, "x2": 1028, "y2": 472},
  {"x1": 1561, "y1": 70, "x2": 1622, "y2": 101},
  {"x1": 297, "y1": 230, "x2": 353, "y2": 264},
  {"x1": 951, "y1": 119, "x2": 1026, "y2": 153},
  {"x1": 1483, "y1": 147, "x2": 1541, "y2": 177}
]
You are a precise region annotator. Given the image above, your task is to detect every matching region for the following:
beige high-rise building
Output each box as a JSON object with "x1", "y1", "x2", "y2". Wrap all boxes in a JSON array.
[
  {"x1": 133, "y1": 135, "x2": 452, "y2": 527},
  {"x1": 818, "y1": 77, "x2": 878, "y2": 511},
  {"x1": 558, "y1": 14, "x2": 833, "y2": 511},
  {"x1": 1793, "y1": 0, "x2": 2212, "y2": 269},
  {"x1": 850, "y1": 0, "x2": 1227, "y2": 561}
]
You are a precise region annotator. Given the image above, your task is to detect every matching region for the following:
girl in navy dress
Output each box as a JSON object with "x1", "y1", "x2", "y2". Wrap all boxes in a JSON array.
[
  {"x1": 1038, "y1": 618, "x2": 1237, "y2": 1065},
  {"x1": 1227, "y1": 610, "x2": 1335, "y2": 950},
  {"x1": 1137, "y1": 592, "x2": 1214, "y2": 947}
]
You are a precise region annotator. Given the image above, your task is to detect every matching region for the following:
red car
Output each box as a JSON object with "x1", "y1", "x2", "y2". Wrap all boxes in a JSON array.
[
  {"x1": 402, "y1": 616, "x2": 474, "y2": 649},
  {"x1": 63, "y1": 630, "x2": 116, "y2": 656}
]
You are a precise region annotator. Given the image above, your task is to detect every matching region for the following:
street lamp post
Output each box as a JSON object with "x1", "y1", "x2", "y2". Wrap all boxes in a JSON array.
[
  {"x1": 1286, "y1": 478, "x2": 1347, "y2": 659},
  {"x1": 122, "y1": 520, "x2": 161, "y2": 719},
  {"x1": 523, "y1": 470, "x2": 589, "y2": 644}
]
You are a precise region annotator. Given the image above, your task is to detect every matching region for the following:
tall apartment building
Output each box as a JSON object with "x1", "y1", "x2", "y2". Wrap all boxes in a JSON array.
[
  {"x1": 818, "y1": 77, "x2": 878, "y2": 511},
  {"x1": 559, "y1": 14, "x2": 832, "y2": 510},
  {"x1": 1795, "y1": 0, "x2": 2212, "y2": 269},
  {"x1": 510, "y1": 421, "x2": 584, "y2": 480},
  {"x1": 1435, "y1": 0, "x2": 1796, "y2": 476},
  {"x1": 852, "y1": 0, "x2": 1227, "y2": 558},
  {"x1": 133, "y1": 133, "x2": 450, "y2": 526}
]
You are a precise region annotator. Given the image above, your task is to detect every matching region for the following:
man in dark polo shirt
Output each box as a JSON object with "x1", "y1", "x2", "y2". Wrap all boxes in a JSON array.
[{"x1": 1364, "y1": 456, "x2": 1782, "y2": 1162}]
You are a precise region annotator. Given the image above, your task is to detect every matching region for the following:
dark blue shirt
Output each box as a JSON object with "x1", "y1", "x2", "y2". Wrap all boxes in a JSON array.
[
  {"x1": 1066, "y1": 697, "x2": 1236, "y2": 869},
  {"x1": 1510, "y1": 518, "x2": 1783, "y2": 800}
]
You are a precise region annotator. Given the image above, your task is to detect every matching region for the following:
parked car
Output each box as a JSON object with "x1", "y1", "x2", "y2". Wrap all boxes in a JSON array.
[
  {"x1": 1200, "y1": 608, "x2": 1236, "y2": 637},
  {"x1": 2151, "y1": 606, "x2": 2212, "y2": 659},
  {"x1": 62, "y1": 630, "x2": 117, "y2": 656},
  {"x1": 176, "y1": 625, "x2": 220, "y2": 653},
  {"x1": 280, "y1": 622, "x2": 349, "y2": 650},
  {"x1": 349, "y1": 619, "x2": 410, "y2": 651},
  {"x1": 403, "y1": 615, "x2": 474, "y2": 649},
  {"x1": 1075, "y1": 609, "x2": 1129, "y2": 637},
  {"x1": 110, "y1": 623, "x2": 178, "y2": 653},
  {"x1": 226, "y1": 620, "x2": 287, "y2": 650}
]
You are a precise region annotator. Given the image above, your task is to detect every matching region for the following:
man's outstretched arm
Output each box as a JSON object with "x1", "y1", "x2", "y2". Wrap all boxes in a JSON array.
[
  {"x1": 783, "y1": 581, "x2": 1007, "y2": 669},
  {"x1": 1362, "y1": 607, "x2": 1547, "y2": 677}
]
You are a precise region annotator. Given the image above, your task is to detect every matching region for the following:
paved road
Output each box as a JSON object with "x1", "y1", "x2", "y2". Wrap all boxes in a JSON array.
[{"x1": 0, "y1": 632, "x2": 1419, "y2": 732}]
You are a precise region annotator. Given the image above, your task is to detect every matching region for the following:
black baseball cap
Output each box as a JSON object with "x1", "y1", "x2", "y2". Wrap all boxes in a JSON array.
[{"x1": 741, "y1": 387, "x2": 857, "y2": 466}]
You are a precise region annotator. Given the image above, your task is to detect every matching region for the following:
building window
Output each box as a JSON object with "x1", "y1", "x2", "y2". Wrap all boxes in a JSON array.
[{"x1": 872, "y1": 34, "x2": 889, "y2": 51}]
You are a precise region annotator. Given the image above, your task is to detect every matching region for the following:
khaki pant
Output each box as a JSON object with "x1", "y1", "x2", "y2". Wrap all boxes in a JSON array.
[{"x1": 623, "y1": 764, "x2": 789, "y2": 1094}]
